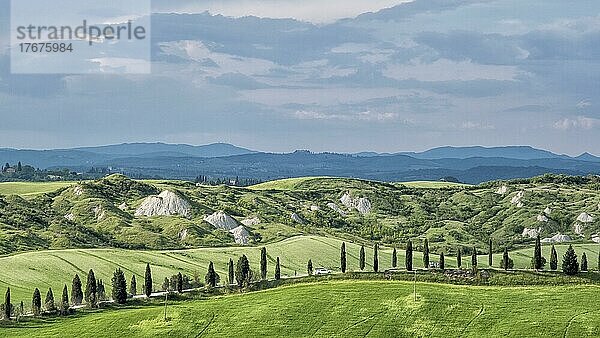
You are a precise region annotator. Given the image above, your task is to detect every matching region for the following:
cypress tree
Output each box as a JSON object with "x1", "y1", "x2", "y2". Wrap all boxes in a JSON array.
[
  {"x1": 130, "y1": 275, "x2": 137, "y2": 296},
  {"x1": 440, "y1": 252, "x2": 445, "y2": 270},
  {"x1": 307, "y1": 259, "x2": 313, "y2": 275},
  {"x1": 4, "y1": 287, "x2": 10, "y2": 320},
  {"x1": 111, "y1": 268, "x2": 128, "y2": 304},
  {"x1": 235, "y1": 255, "x2": 251, "y2": 287},
  {"x1": 406, "y1": 240, "x2": 413, "y2": 271},
  {"x1": 457, "y1": 247, "x2": 462, "y2": 269},
  {"x1": 488, "y1": 238, "x2": 493, "y2": 266},
  {"x1": 97, "y1": 279, "x2": 106, "y2": 301},
  {"x1": 471, "y1": 247, "x2": 477, "y2": 268},
  {"x1": 373, "y1": 244, "x2": 379, "y2": 272},
  {"x1": 581, "y1": 252, "x2": 588, "y2": 272},
  {"x1": 85, "y1": 269, "x2": 97, "y2": 308},
  {"x1": 71, "y1": 274, "x2": 83, "y2": 305},
  {"x1": 502, "y1": 248, "x2": 510, "y2": 270},
  {"x1": 562, "y1": 245, "x2": 579, "y2": 275},
  {"x1": 598, "y1": 249, "x2": 600, "y2": 271},
  {"x1": 45, "y1": 288, "x2": 56, "y2": 312},
  {"x1": 260, "y1": 247, "x2": 268, "y2": 280},
  {"x1": 177, "y1": 272, "x2": 183, "y2": 293},
  {"x1": 359, "y1": 246, "x2": 366, "y2": 271},
  {"x1": 423, "y1": 239, "x2": 430, "y2": 269},
  {"x1": 340, "y1": 242, "x2": 347, "y2": 273},
  {"x1": 19, "y1": 301, "x2": 24, "y2": 318},
  {"x1": 144, "y1": 263, "x2": 152, "y2": 297},
  {"x1": 228, "y1": 258, "x2": 235, "y2": 285},
  {"x1": 392, "y1": 248, "x2": 397, "y2": 268},
  {"x1": 32, "y1": 288, "x2": 41, "y2": 316},
  {"x1": 533, "y1": 235, "x2": 543, "y2": 270},
  {"x1": 205, "y1": 262, "x2": 219, "y2": 288},
  {"x1": 550, "y1": 245, "x2": 558, "y2": 270},
  {"x1": 60, "y1": 285, "x2": 69, "y2": 315},
  {"x1": 275, "y1": 257, "x2": 281, "y2": 280}
]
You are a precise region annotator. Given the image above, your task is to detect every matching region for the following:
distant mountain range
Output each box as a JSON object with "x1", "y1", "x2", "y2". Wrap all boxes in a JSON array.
[{"x1": 1, "y1": 143, "x2": 599, "y2": 184}]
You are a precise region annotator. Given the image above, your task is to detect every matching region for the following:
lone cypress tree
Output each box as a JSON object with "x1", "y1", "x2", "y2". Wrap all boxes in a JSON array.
[
  {"x1": 32, "y1": 288, "x2": 41, "y2": 316},
  {"x1": 275, "y1": 257, "x2": 281, "y2": 280},
  {"x1": 176, "y1": 272, "x2": 183, "y2": 293},
  {"x1": 71, "y1": 274, "x2": 83, "y2": 305},
  {"x1": 392, "y1": 248, "x2": 397, "y2": 268},
  {"x1": 423, "y1": 239, "x2": 430, "y2": 269},
  {"x1": 533, "y1": 235, "x2": 543, "y2": 270},
  {"x1": 471, "y1": 247, "x2": 478, "y2": 268},
  {"x1": 85, "y1": 269, "x2": 97, "y2": 308},
  {"x1": 488, "y1": 239, "x2": 493, "y2": 266},
  {"x1": 581, "y1": 252, "x2": 588, "y2": 272},
  {"x1": 307, "y1": 259, "x2": 313, "y2": 275},
  {"x1": 340, "y1": 242, "x2": 347, "y2": 273},
  {"x1": 550, "y1": 245, "x2": 558, "y2": 270},
  {"x1": 205, "y1": 262, "x2": 219, "y2": 288},
  {"x1": 111, "y1": 268, "x2": 128, "y2": 304},
  {"x1": 228, "y1": 258, "x2": 235, "y2": 285},
  {"x1": 60, "y1": 285, "x2": 69, "y2": 315},
  {"x1": 562, "y1": 245, "x2": 579, "y2": 275},
  {"x1": 235, "y1": 255, "x2": 251, "y2": 287},
  {"x1": 130, "y1": 275, "x2": 137, "y2": 296},
  {"x1": 373, "y1": 244, "x2": 379, "y2": 272},
  {"x1": 4, "y1": 287, "x2": 10, "y2": 320},
  {"x1": 406, "y1": 240, "x2": 413, "y2": 271},
  {"x1": 260, "y1": 247, "x2": 268, "y2": 280},
  {"x1": 144, "y1": 263, "x2": 152, "y2": 297},
  {"x1": 359, "y1": 246, "x2": 366, "y2": 271},
  {"x1": 457, "y1": 247, "x2": 462, "y2": 269},
  {"x1": 502, "y1": 248, "x2": 510, "y2": 270},
  {"x1": 45, "y1": 288, "x2": 56, "y2": 312},
  {"x1": 440, "y1": 252, "x2": 445, "y2": 270}
]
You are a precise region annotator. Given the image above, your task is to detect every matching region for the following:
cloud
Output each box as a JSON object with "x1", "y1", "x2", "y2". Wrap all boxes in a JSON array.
[
  {"x1": 553, "y1": 116, "x2": 600, "y2": 130},
  {"x1": 576, "y1": 99, "x2": 592, "y2": 109},
  {"x1": 385, "y1": 58, "x2": 523, "y2": 81},
  {"x1": 293, "y1": 110, "x2": 400, "y2": 122}
]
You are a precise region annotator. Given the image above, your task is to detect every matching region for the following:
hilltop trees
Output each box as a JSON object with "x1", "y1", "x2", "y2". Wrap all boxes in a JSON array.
[
  {"x1": 71, "y1": 274, "x2": 83, "y2": 305},
  {"x1": 236, "y1": 255, "x2": 252, "y2": 287},
  {"x1": 130, "y1": 275, "x2": 137, "y2": 296},
  {"x1": 581, "y1": 253, "x2": 588, "y2": 272},
  {"x1": 307, "y1": 259, "x2": 314, "y2": 276},
  {"x1": 4, "y1": 287, "x2": 10, "y2": 320},
  {"x1": 205, "y1": 262, "x2": 220, "y2": 288},
  {"x1": 533, "y1": 235, "x2": 543, "y2": 270},
  {"x1": 550, "y1": 245, "x2": 558, "y2": 270},
  {"x1": 457, "y1": 247, "x2": 462, "y2": 269},
  {"x1": 488, "y1": 239, "x2": 493, "y2": 266},
  {"x1": 275, "y1": 257, "x2": 281, "y2": 280},
  {"x1": 423, "y1": 239, "x2": 429, "y2": 269},
  {"x1": 32, "y1": 288, "x2": 41, "y2": 316},
  {"x1": 373, "y1": 244, "x2": 379, "y2": 272},
  {"x1": 111, "y1": 268, "x2": 128, "y2": 304},
  {"x1": 228, "y1": 259, "x2": 235, "y2": 285},
  {"x1": 359, "y1": 246, "x2": 366, "y2": 271},
  {"x1": 392, "y1": 248, "x2": 397, "y2": 268},
  {"x1": 440, "y1": 253, "x2": 445, "y2": 270},
  {"x1": 144, "y1": 263, "x2": 152, "y2": 297},
  {"x1": 340, "y1": 242, "x2": 347, "y2": 273},
  {"x1": 45, "y1": 288, "x2": 56, "y2": 312},
  {"x1": 85, "y1": 269, "x2": 97, "y2": 308},
  {"x1": 60, "y1": 285, "x2": 69, "y2": 315},
  {"x1": 562, "y1": 245, "x2": 579, "y2": 275},
  {"x1": 260, "y1": 247, "x2": 268, "y2": 280},
  {"x1": 406, "y1": 240, "x2": 413, "y2": 271}
]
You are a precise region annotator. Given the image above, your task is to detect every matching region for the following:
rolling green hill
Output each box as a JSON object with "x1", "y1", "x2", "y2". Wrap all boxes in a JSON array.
[{"x1": 4, "y1": 280, "x2": 600, "y2": 337}]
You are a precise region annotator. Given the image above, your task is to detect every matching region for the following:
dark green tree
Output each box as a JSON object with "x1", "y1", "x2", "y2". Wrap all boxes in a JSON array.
[
  {"x1": 130, "y1": 275, "x2": 137, "y2": 296},
  {"x1": 71, "y1": 274, "x2": 83, "y2": 305},
  {"x1": 4, "y1": 287, "x2": 10, "y2": 320},
  {"x1": 406, "y1": 240, "x2": 413, "y2": 271},
  {"x1": 533, "y1": 235, "x2": 543, "y2": 270},
  {"x1": 60, "y1": 285, "x2": 69, "y2": 315},
  {"x1": 17, "y1": 162, "x2": 22, "y2": 172},
  {"x1": 260, "y1": 247, "x2": 268, "y2": 280},
  {"x1": 275, "y1": 257, "x2": 281, "y2": 280},
  {"x1": 423, "y1": 239, "x2": 430, "y2": 269},
  {"x1": 392, "y1": 248, "x2": 397, "y2": 268},
  {"x1": 488, "y1": 238, "x2": 493, "y2": 266},
  {"x1": 111, "y1": 268, "x2": 127, "y2": 304},
  {"x1": 562, "y1": 245, "x2": 579, "y2": 275},
  {"x1": 205, "y1": 262, "x2": 220, "y2": 288},
  {"x1": 97, "y1": 279, "x2": 106, "y2": 301},
  {"x1": 598, "y1": 249, "x2": 600, "y2": 271},
  {"x1": 502, "y1": 248, "x2": 509, "y2": 270},
  {"x1": 440, "y1": 252, "x2": 445, "y2": 270},
  {"x1": 550, "y1": 245, "x2": 558, "y2": 270},
  {"x1": 307, "y1": 259, "x2": 314, "y2": 275},
  {"x1": 457, "y1": 247, "x2": 462, "y2": 269},
  {"x1": 235, "y1": 255, "x2": 252, "y2": 287},
  {"x1": 228, "y1": 258, "x2": 235, "y2": 285},
  {"x1": 45, "y1": 288, "x2": 56, "y2": 312},
  {"x1": 144, "y1": 263, "x2": 152, "y2": 297},
  {"x1": 581, "y1": 252, "x2": 588, "y2": 272},
  {"x1": 340, "y1": 242, "x2": 347, "y2": 273},
  {"x1": 359, "y1": 246, "x2": 366, "y2": 271},
  {"x1": 85, "y1": 269, "x2": 97, "y2": 308},
  {"x1": 177, "y1": 272, "x2": 184, "y2": 293},
  {"x1": 373, "y1": 244, "x2": 379, "y2": 272},
  {"x1": 32, "y1": 288, "x2": 41, "y2": 316},
  {"x1": 471, "y1": 247, "x2": 477, "y2": 268}
]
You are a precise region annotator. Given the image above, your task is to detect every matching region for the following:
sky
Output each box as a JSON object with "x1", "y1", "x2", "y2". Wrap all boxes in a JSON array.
[{"x1": 1, "y1": 0, "x2": 600, "y2": 155}]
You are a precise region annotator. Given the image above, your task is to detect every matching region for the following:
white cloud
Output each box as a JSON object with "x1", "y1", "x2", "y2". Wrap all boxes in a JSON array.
[
  {"x1": 293, "y1": 110, "x2": 400, "y2": 122},
  {"x1": 385, "y1": 59, "x2": 523, "y2": 82},
  {"x1": 576, "y1": 99, "x2": 592, "y2": 109},
  {"x1": 554, "y1": 116, "x2": 600, "y2": 130}
]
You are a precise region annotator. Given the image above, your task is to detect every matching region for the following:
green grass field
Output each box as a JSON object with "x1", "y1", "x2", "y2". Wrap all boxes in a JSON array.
[
  {"x1": 4, "y1": 280, "x2": 600, "y2": 337},
  {"x1": 248, "y1": 177, "x2": 332, "y2": 190},
  {"x1": 0, "y1": 181, "x2": 76, "y2": 198}
]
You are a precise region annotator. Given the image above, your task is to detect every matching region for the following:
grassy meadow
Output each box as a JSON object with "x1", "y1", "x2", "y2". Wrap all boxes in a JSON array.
[
  {"x1": 3, "y1": 280, "x2": 600, "y2": 337},
  {"x1": 0, "y1": 181, "x2": 76, "y2": 199}
]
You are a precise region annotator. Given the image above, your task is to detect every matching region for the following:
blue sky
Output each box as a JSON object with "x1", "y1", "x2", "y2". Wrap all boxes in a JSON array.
[{"x1": 1, "y1": 0, "x2": 599, "y2": 155}]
